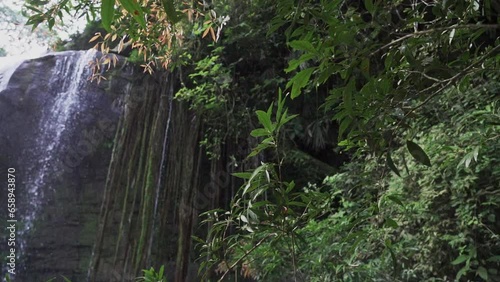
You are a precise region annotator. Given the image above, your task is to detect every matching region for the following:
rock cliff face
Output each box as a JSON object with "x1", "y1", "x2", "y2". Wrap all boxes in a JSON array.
[
  {"x1": 0, "y1": 50, "x2": 213, "y2": 282},
  {"x1": 0, "y1": 51, "x2": 130, "y2": 281}
]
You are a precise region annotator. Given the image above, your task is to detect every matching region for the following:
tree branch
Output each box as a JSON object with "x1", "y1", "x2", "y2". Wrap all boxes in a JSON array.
[
  {"x1": 370, "y1": 24, "x2": 500, "y2": 56},
  {"x1": 218, "y1": 233, "x2": 276, "y2": 281},
  {"x1": 397, "y1": 43, "x2": 500, "y2": 127}
]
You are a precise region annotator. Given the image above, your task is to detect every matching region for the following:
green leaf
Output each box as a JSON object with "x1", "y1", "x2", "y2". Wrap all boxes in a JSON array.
[
  {"x1": 285, "y1": 53, "x2": 316, "y2": 73},
  {"x1": 384, "y1": 239, "x2": 398, "y2": 275},
  {"x1": 384, "y1": 217, "x2": 399, "y2": 228},
  {"x1": 232, "y1": 172, "x2": 252, "y2": 179},
  {"x1": 406, "y1": 140, "x2": 431, "y2": 167},
  {"x1": 364, "y1": 0, "x2": 374, "y2": 14},
  {"x1": 451, "y1": 255, "x2": 469, "y2": 265},
  {"x1": 276, "y1": 89, "x2": 284, "y2": 122},
  {"x1": 266, "y1": 101, "x2": 274, "y2": 120},
  {"x1": 487, "y1": 255, "x2": 500, "y2": 262},
  {"x1": 48, "y1": 17, "x2": 55, "y2": 30},
  {"x1": 387, "y1": 195, "x2": 404, "y2": 207},
  {"x1": 287, "y1": 201, "x2": 306, "y2": 207},
  {"x1": 386, "y1": 152, "x2": 401, "y2": 177},
  {"x1": 159, "y1": 265, "x2": 165, "y2": 278},
  {"x1": 255, "y1": 110, "x2": 273, "y2": 132},
  {"x1": 343, "y1": 79, "x2": 356, "y2": 114},
  {"x1": 101, "y1": 0, "x2": 115, "y2": 31},
  {"x1": 288, "y1": 40, "x2": 316, "y2": 53},
  {"x1": 338, "y1": 117, "x2": 352, "y2": 140},
  {"x1": 119, "y1": 0, "x2": 146, "y2": 28},
  {"x1": 243, "y1": 165, "x2": 266, "y2": 195},
  {"x1": 288, "y1": 67, "x2": 315, "y2": 99},
  {"x1": 477, "y1": 266, "x2": 488, "y2": 280},
  {"x1": 250, "y1": 128, "x2": 269, "y2": 137},
  {"x1": 456, "y1": 266, "x2": 468, "y2": 281},
  {"x1": 161, "y1": 0, "x2": 181, "y2": 24},
  {"x1": 280, "y1": 113, "x2": 298, "y2": 125}
]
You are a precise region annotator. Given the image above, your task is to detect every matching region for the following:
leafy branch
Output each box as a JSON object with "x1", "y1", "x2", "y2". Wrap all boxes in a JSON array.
[{"x1": 370, "y1": 24, "x2": 499, "y2": 56}]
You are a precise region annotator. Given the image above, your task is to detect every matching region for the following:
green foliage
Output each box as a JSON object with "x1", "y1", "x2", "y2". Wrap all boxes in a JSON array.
[
  {"x1": 56, "y1": 20, "x2": 106, "y2": 51},
  {"x1": 100, "y1": 0, "x2": 114, "y2": 32},
  {"x1": 174, "y1": 0, "x2": 289, "y2": 160},
  {"x1": 239, "y1": 80, "x2": 500, "y2": 281},
  {"x1": 273, "y1": 0, "x2": 499, "y2": 156},
  {"x1": 136, "y1": 265, "x2": 167, "y2": 282},
  {"x1": 198, "y1": 92, "x2": 312, "y2": 280},
  {"x1": 175, "y1": 47, "x2": 231, "y2": 112},
  {"x1": 196, "y1": 1, "x2": 499, "y2": 281}
]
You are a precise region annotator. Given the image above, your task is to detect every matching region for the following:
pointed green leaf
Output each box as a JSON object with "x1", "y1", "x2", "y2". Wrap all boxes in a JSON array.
[
  {"x1": 119, "y1": 0, "x2": 146, "y2": 28},
  {"x1": 406, "y1": 140, "x2": 431, "y2": 166},
  {"x1": 276, "y1": 89, "x2": 284, "y2": 122},
  {"x1": 289, "y1": 67, "x2": 314, "y2": 99},
  {"x1": 240, "y1": 214, "x2": 248, "y2": 223},
  {"x1": 387, "y1": 195, "x2": 404, "y2": 207},
  {"x1": 243, "y1": 165, "x2": 266, "y2": 195},
  {"x1": 386, "y1": 152, "x2": 401, "y2": 177},
  {"x1": 161, "y1": 0, "x2": 182, "y2": 24},
  {"x1": 487, "y1": 256, "x2": 500, "y2": 262},
  {"x1": 364, "y1": 0, "x2": 374, "y2": 14},
  {"x1": 256, "y1": 110, "x2": 273, "y2": 132},
  {"x1": 288, "y1": 201, "x2": 307, "y2": 207},
  {"x1": 267, "y1": 101, "x2": 274, "y2": 119},
  {"x1": 285, "y1": 53, "x2": 316, "y2": 73},
  {"x1": 451, "y1": 255, "x2": 469, "y2": 265},
  {"x1": 48, "y1": 17, "x2": 55, "y2": 30},
  {"x1": 101, "y1": 0, "x2": 115, "y2": 31},
  {"x1": 280, "y1": 114, "x2": 298, "y2": 125},
  {"x1": 338, "y1": 117, "x2": 352, "y2": 140},
  {"x1": 343, "y1": 79, "x2": 355, "y2": 114},
  {"x1": 232, "y1": 172, "x2": 252, "y2": 179},
  {"x1": 250, "y1": 128, "x2": 269, "y2": 137},
  {"x1": 288, "y1": 40, "x2": 316, "y2": 53},
  {"x1": 384, "y1": 217, "x2": 399, "y2": 228},
  {"x1": 477, "y1": 267, "x2": 488, "y2": 280},
  {"x1": 159, "y1": 265, "x2": 165, "y2": 278}
]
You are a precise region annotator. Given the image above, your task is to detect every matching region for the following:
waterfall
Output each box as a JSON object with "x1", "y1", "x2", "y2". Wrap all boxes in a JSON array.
[
  {"x1": 1, "y1": 49, "x2": 124, "y2": 281},
  {"x1": 21, "y1": 50, "x2": 96, "y2": 247}
]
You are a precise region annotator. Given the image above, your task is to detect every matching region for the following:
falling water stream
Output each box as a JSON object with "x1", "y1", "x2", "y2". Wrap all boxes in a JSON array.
[
  {"x1": 0, "y1": 47, "x2": 139, "y2": 281},
  {"x1": 0, "y1": 50, "x2": 98, "y2": 281}
]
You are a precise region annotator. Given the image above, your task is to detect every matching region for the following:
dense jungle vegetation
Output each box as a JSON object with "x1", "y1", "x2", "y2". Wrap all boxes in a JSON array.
[{"x1": 21, "y1": 0, "x2": 499, "y2": 281}]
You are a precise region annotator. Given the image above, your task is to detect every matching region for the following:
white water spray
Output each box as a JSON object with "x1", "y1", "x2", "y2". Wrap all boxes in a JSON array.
[{"x1": 19, "y1": 50, "x2": 97, "y2": 253}]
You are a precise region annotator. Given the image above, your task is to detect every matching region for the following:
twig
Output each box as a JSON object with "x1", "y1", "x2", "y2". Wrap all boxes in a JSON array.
[
  {"x1": 405, "y1": 70, "x2": 443, "y2": 83},
  {"x1": 370, "y1": 24, "x2": 499, "y2": 56},
  {"x1": 397, "y1": 43, "x2": 500, "y2": 127},
  {"x1": 218, "y1": 233, "x2": 276, "y2": 281}
]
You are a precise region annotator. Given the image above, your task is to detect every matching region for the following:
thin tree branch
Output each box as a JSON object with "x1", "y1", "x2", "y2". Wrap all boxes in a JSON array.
[
  {"x1": 218, "y1": 233, "x2": 276, "y2": 281},
  {"x1": 370, "y1": 24, "x2": 499, "y2": 56},
  {"x1": 397, "y1": 43, "x2": 500, "y2": 127}
]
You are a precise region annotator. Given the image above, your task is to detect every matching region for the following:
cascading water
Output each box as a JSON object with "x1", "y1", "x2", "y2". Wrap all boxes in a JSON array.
[
  {"x1": 0, "y1": 49, "x2": 124, "y2": 281},
  {"x1": 20, "y1": 50, "x2": 97, "y2": 252}
]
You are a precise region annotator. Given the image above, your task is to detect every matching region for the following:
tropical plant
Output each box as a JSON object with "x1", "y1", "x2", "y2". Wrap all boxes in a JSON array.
[{"x1": 136, "y1": 265, "x2": 167, "y2": 282}]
